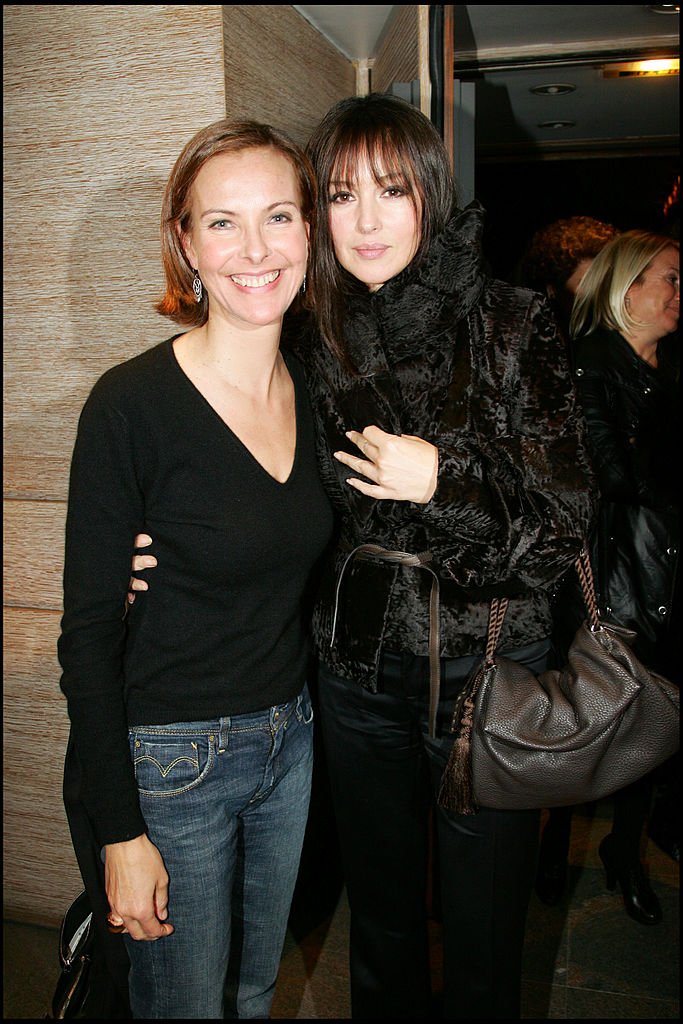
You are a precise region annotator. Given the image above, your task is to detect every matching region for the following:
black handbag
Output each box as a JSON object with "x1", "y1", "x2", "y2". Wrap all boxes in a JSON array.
[
  {"x1": 47, "y1": 891, "x2": 94, "y2": 1019},
  {"x1": 46, "y1": 890, "x2": 131, "y2": 1019},
  {"x1": 438, "y1": 548, "x2": 680, "y2": 814}
]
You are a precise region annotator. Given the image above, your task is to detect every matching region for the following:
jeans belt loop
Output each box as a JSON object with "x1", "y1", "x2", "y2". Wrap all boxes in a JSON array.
[
  {"x1": 330, "y1": 544, "x2": 441, "y2": 738},
  {"x1": 218, "y1": 717, "x2": 230, "y2": 752}
]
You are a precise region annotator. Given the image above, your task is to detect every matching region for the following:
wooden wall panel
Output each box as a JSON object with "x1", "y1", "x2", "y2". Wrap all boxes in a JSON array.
[
  {"x1": 3, "y1": 608, "x2": 77, "y2": 926},
  {"x1": 370, "y1": 5, "x2": 419, "y2": 95},
  {"x1": 3, "y1": 501, "x2": 66, "y2": 611},
  {"x1": 3, "y1": 4, "x2": 228, "y2": 502},
  {"x1": 220, "y1": 6, "x2": 356, "y2": 145},
  {"x1": 3, "y1": 4, "x2": 354, "y2": 928}
]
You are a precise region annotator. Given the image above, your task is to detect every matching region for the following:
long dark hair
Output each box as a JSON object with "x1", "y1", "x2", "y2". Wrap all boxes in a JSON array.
[{"x1": 305, "y1": 93, "x2": 457, "y2": 369}]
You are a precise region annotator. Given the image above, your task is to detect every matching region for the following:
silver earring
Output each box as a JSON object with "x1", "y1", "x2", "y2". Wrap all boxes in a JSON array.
[
  {"x1": 301, "y1": 273, "x2": 307, "y2": 294},
  {"x1": 192, "y1": 270, "x2": 203, "y2": 303}
]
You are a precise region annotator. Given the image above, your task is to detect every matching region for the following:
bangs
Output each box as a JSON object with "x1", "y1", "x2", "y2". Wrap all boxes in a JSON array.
[{"x1": 327, "y1": 130, "x2": 415, "y2": 194}]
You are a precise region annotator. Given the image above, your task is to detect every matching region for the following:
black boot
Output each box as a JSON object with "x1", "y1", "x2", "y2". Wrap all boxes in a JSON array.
[{"x1": 598, "y1": 833, "x2": 662, "y2": 926}]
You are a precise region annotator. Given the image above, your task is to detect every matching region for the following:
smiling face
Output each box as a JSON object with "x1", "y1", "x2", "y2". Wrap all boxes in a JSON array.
[
  {"x1": 626, "y1": 245, "x2": 680, "y2": 342},
  {"x1": 181, "y1": 147, "x2": 309, "y2": 330},
  {"x1": 327, "y1": 158, "x2": 421, "y2": 292}
]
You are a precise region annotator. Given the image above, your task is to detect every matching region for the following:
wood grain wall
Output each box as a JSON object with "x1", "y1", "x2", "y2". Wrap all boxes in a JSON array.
[
  {"x1": 3, "y1": 3, "x2": 354, "y2": 928},
  {"x1": 371, "y1": 5, "x2": 420, "y2": 95}
]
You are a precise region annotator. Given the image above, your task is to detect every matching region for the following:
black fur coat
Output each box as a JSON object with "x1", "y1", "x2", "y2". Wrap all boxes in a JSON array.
[{"x1": 293, "y1": 202, "x2": 597, "y2": 689}]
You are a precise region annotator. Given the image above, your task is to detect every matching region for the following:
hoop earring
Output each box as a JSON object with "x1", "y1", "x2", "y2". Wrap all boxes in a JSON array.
[{"x1": 192, "y1": 270, "x2": 203, "y2": 303}]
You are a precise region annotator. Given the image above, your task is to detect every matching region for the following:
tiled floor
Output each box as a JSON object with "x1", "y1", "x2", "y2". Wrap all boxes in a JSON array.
[{"x1": 4, "y1": 800, "x2": 679, "y2": 1019}]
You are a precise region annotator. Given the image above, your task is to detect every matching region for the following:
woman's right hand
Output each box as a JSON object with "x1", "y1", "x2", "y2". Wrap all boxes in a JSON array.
[
  {"x1": 127, "y1": 533, "x2": 157, "y2": 605},
  {"x1": 104, "y1": 833, "x2": 174, "y2": 941},
  {"x1": 334, "y1": 426, "x2": 439, "y2": 504}
]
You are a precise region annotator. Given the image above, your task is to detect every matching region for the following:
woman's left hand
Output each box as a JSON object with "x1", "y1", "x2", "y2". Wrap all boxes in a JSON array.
[
  {"x1": 334, "y1": 426, "x2": 438, "y2": 504},
  {"x1": 127, "y1": 534, "x2": 157, "y2": 605}
]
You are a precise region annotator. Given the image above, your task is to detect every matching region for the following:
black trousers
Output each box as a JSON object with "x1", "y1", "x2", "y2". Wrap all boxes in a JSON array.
[{"x1": 318, "y1": 642, "x2": 549, "y2": 1020}]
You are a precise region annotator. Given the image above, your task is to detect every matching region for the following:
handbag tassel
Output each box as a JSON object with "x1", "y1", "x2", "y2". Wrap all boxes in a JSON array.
[
  {"x1": 437, "y1": 671, "x2": 481, "y2": 816},
  {"x1": 438, "y1": 597, "x2": 507, "y2": 814}
]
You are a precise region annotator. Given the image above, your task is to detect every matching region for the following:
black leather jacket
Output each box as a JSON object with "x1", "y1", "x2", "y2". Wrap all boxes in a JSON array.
[
  {"x1": 294, "y1": 202, "x2": 597, "y2": 689},
  {"x1": 569, "y1": 327, "x2": 680, "y2": 673}
]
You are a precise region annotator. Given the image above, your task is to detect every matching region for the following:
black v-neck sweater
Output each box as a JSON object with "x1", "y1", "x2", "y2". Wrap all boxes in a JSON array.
[{"x1": 58, "y1": 338, "x2": 334, "y2": 845}]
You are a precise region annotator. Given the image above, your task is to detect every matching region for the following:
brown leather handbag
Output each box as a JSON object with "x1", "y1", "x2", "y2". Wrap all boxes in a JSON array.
[{"x1": 438, "y1": 547, "x2": 680, "y2": 814}]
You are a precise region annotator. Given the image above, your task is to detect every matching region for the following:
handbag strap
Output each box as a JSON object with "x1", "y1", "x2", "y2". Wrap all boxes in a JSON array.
[
  {"x1": 575, "y1": 544, "x2": 602, "y2": 631},
  {"x1": 330, "y1": 544, "x2": 442, "y2": 738},
  {"x1": 484, "y1": 544, "x2": 600, "y2": 658},
  {"x1": 485, "y1": 597, "x2": 509, "y2": 666}
]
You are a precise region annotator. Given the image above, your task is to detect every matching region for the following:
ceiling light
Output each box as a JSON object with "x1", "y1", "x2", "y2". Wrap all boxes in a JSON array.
[
  {"x1": 537, "y1": 120, "x2": 576, "y2": 129},
  {"x1": 530, "y1": 84, "x2": 576, "y2": 95},
  {"x1": 648, "y1": 4, "x2": 680, "y2": 13},
  {"x1": 602, "y1": 58, "x2": 679, "y2": 77}
]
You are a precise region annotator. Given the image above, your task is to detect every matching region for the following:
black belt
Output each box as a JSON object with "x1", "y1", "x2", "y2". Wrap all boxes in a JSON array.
[{"x1": 330, "y1": 544, "x2": 442, "y2": 737}]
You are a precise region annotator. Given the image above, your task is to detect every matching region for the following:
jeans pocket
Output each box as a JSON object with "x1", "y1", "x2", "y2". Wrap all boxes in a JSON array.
[
  {"x1": 296, "y1": 688, "x2": 314, "y2": 726},
  {"x1": 130, "y1": 728, "x2": 214, "y2": 798}
]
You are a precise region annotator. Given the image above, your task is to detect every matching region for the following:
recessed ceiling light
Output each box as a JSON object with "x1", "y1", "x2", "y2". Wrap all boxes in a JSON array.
[
  {"x1": 537, "y1": 120, "x2": 576, "y2": 129},
  {"x1": 530, "y1": 84, "x2": 576, "y2": 95}
]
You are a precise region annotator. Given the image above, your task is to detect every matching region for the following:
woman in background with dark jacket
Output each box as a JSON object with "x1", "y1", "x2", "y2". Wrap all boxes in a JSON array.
[{"x1": 567, "y1": 230, "x2": 680, "y2": 923}]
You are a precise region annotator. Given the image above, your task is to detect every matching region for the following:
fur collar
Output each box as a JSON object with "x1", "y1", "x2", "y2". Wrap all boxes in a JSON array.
[{"x1": 342, "y1": 201, "x2": 487, "y2": 371}]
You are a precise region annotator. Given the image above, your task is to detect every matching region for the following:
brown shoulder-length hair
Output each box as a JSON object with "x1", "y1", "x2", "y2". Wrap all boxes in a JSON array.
[
  {"x1": 305, "y1": 93, "x2": 458, "y2": 369},
  {"x1": 156, "y1": 119, "x2": 317, "y2": 327}
]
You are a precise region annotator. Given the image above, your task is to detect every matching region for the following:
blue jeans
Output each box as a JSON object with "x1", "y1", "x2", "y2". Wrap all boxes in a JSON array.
[{"x1": 123, "y1": 687, "x2": 314, "y2": 1019}]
